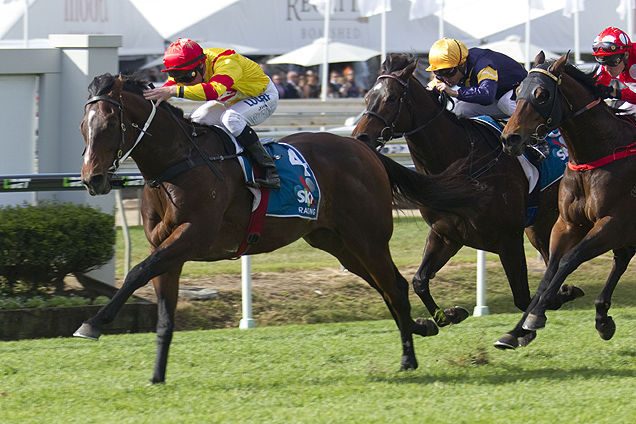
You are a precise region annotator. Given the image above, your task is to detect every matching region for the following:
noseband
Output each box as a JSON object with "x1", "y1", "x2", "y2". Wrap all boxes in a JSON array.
[
  {"x1": 85, "y1": 95, "x2": 156, "y2": 173},
  {"x1": 362, "y1": 74, "x2": 448, "y2": 149},
  {"x1": 516, "y1": 66, "x2": 601, "y2": 141}
]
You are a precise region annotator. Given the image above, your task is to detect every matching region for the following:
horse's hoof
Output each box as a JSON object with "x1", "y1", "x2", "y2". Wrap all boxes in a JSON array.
[
  {"x1": 415, "y1": 317, "x2": 439, "y2": 337},
  {"x1": 570, "y1": 285, "x2": 585, "y2": 299},
  {"x1": 522, "y1": 313, "x2": 546, "y2": 331},
  {"x1": 494, "y1": 333, "x2": 518, "y2": 350},
  {"x1": 596, "y1": 316, "x2": 616, "y2": 340},
  {"x1": 73, "y1": 323, "x2": 101, "y2": 340},
  {"x1": 400, "y1": 355, "x2": 418, "y2": 371},
  {"x1": 434, "y1": 306, "x2": 469, "y2": 327},
  {"x1": 517, "y1": 331, "x2": 537, "y2": 347}
]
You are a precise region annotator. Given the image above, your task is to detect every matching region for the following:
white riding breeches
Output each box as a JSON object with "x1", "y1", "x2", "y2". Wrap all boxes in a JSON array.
[
  {"x1": 190, "y1": 78, "x2": 279, "y2": 136},
  {"x1": 453, "y1": 89, "x2": 517, "y2": 119}
]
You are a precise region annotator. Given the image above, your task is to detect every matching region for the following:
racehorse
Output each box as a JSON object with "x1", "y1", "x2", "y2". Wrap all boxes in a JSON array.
[
  {"x1": 75, "y1": 73, "x2": 483, "y2": 384},
  {"x1": 497, "y1": 52, "x2": 636, "y2": 348},
  {"x1": 352, "y1": 54, "x2": 581, "y2": 338}
]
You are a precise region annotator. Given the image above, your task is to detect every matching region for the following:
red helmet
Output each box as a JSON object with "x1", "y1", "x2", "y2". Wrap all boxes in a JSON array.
[
  {"x1": 592, "y1": 27, "x2": 631, "y2": 57},
  {"x1": 162, "y1": 38, "x2": 205, "y2": 72}
]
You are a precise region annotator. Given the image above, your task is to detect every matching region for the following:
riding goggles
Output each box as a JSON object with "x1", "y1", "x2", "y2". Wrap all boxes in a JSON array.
[
  {"x1": 433, "y1": 67, "x2": 458, "y2": 78},
  {"x1": 592, "y1": 41, "x2": 624, "y2": 54},
  {"x1": 168, "y1": 69, "x2": 199, "y2": 84},
  {"x1": 594, "y1": 53, "x2": 624, "y2": 67}
]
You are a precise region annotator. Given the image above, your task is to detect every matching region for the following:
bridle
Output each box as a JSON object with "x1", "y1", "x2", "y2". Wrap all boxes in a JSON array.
[
  {"x1": 85, "y1": 94, "x2": 156, "y2": 173},
  {"x1": 516, "y1": 65, "x2": 601, "y2": 142},
  {"x1": 362, "y1": 73, "x2": 447, "y2": 149}
]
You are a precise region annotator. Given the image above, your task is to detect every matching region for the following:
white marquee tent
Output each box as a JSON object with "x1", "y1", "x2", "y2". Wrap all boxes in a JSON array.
[{"x1": 1, "y1": 1, "x2": 634, "y2": 61}]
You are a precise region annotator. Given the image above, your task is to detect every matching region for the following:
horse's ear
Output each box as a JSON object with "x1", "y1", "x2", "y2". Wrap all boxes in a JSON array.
[
  {"x1": 111, "y1": 74, "x2": 124, "y2": 98},
  {"x1": 549, "y1": 51, "x2": 569, "y2": 74},
  {"x1": 534, "y1": 51, "x2": 545, "y2": 66},
  {"x1": 397, "y1": 58, "x2": 418, "y2": 80}
]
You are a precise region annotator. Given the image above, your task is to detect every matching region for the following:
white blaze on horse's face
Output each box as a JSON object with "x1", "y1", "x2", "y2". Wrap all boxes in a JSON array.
[
  {"x1": 372, "y1": 82, "x2": 383, "y2": 92},
  {"x1": 83, "y1": 109, "x2": 97, "y2": 165}
]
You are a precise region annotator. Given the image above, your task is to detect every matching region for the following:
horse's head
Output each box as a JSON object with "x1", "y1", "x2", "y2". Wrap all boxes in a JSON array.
[
  {"x1": 80, "y1": 73, "x2": 155, "y2": 195},
  {"x1": 502, "y1": 51, "x2": 605, "y2": 157},
  {"x1": 352, "y1": 54, "x2": 419, "y2": 150}
]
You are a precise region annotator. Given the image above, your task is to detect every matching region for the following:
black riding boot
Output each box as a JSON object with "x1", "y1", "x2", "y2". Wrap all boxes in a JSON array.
[{"x1": 236, "y1": 126, "x2": 281, "y2": 189}]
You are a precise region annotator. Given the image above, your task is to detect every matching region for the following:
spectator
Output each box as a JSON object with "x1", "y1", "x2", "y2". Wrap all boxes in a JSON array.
[
  {"x1": 284, "y1": 71, "x2": 303, "y2": 98},
  {"x1": 328, "y1": 70, "x2": 342, "y2": 98},
  {"x1": 340, "y1": 67, "x2": 361, "y2": 98},
  {"x1": 303, "y1": 71, "x2": 321, "y2": 98},
  {"x1": 272, "y1": 73, "x2": 286, "y2": 98}
]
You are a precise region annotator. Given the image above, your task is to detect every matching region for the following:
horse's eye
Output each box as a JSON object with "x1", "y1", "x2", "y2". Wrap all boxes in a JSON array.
[
  {"x1": 387, "y1": 95, "x2": 398, "y2": 103},
  {"x1": 536, "y1": 90, "x2": 550, "y2": 105}
]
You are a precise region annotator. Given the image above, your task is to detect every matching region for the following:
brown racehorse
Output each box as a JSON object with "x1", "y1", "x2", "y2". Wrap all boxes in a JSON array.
[
  {"x1": 75, "y1": 73, "x2": 483, "y2": 384},
  {"x1": 498, "y1": 52, "x2": 636, "y2": 348},
  {"x1": 351, "y1": 54, "x2": 581, "y2": 341}
]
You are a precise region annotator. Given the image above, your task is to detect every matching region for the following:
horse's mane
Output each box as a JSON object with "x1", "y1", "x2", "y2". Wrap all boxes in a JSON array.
[
  {"x1": 381, "y1": 53, "x2": 417, "y2": 75},
  {"x1": 87, "y1": 72, "x2": 187, "y2": 120}
]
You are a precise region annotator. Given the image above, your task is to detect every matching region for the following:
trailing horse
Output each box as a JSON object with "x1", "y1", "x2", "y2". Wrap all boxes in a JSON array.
[
  {"x1": 75, "y1": 73, "x2": 483, "y2": 383},
  {"x1": 352, "y1": 54, "x2": 581, "y2": 341},
  {"x1": 498, "y1": 52, "x2": 636, "y2": 348}
]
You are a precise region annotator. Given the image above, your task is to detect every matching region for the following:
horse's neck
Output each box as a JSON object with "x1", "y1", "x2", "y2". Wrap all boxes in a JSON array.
[
  {"x1": 404, "y1": 110, "x2": 472, "y2": 173},
  {"x1": 128, "y1": 106, "x2": 193, "y2": 178},
  {"x1": 559, "y1": 103, "x2": 629, "y2": 165}
]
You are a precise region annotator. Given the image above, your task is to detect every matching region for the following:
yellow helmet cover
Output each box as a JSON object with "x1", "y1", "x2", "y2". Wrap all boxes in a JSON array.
[{"x1": 426, "y1": 38, "x2": 469, "y2": 71}]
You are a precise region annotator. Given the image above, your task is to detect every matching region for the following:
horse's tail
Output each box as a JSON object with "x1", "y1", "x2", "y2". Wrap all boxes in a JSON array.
[{"x1": 374, "y1": 151, "x2": 489, "y2": 214}]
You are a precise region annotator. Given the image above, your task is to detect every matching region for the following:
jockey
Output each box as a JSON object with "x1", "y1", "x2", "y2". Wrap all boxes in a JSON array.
[
  {"x1": 144, "y1": 38, "x2": 281, "y2": 189},
  {"x1": 592, "y1": 27, "x2": 636, "y2": 115},
  {"x1": 426, "y1": 38, "x2": 550, "y2": 159}
]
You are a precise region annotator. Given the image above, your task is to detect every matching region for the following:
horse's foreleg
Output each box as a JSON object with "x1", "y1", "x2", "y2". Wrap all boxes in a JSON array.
[
  {"x1": 151, "y1": 265, "x2": 183, "y2": 384},
  {"x1": 595, "y1": 246, "x2": 636, "y2": 340},
  {"x1": 412, "y1": 231, "x2": 466, "y2": 327},
  {"x1": 495, "y1": 218, "x2": 582, "y2": 350},
  {"x1": 74, "y1": 254, "x2": 164, "y2": 340},
  {"x1": 524, "y1": 218, "x2": 622, "y2": 331}
]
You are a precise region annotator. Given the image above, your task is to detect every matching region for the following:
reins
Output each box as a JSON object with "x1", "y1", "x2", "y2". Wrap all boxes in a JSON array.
[
  {"x1": 520, "y1": 64, "x2": 636, "y2": 171},
  {"x1": 363, "y1": 74, "x2": 446, "y2": 148},
  {"x1": 85, "y1": 95, "x2": 156, "y2": 173},
  {"x1": 86, "y1": 86, "x2": 224, "y2": 186},
  {"x1": 363, "y1": 72, "x2": 499, "y2": 179}
]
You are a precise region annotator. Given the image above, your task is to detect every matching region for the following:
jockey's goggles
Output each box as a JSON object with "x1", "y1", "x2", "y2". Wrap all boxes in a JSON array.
[
  {"x1": 595, "y1": 53, "x2": 624, "y2": 67},
  {"x1": 434, "y1": 67, "x2": 458, "y2": 78},
  {"x1": 592, "y1": 41, "x2": 625, "y2": 54},
  {"x1": 168, "y1": 69, "x2": 199, "y2": 84}
]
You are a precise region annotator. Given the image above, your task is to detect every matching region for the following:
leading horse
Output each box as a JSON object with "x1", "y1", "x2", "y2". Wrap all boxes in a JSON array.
[
  {"x1": 352, "y1": 54, "x2": 581, "y2": 338},
  {"x1": 75, "y1": 73, "x2": 483, "y2": 384},
  {"x1": 498, "y1": 52, "x2": 636, "y2": 348}
]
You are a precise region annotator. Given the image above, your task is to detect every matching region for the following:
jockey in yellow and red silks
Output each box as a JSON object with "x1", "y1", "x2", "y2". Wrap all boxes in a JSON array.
[{"x1": 144, "y1": 38, "x2": 281, "y2": 189}]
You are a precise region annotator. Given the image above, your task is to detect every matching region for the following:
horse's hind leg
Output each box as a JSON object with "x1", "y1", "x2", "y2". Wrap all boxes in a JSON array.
[
  {"x1": 304, "y1": 230, "x2": 436, "y2": 371},
  {"x1": 150, "y1": 264, "x2": 183, "y2": 384},
  {"x1": 412, "y1": 231, "x2": 468, "y2": 327},
  {"x1": 595, "y1": 246, "x2": 636, "y2": 340}
]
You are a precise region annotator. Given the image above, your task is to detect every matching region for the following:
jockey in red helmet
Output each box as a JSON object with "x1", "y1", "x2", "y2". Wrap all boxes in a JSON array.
[
  {"x1": 593, "y1": 27, "x2": 636, "y2": 114},
  {"x1": 144, "y1": 38, "x2": 281, "y2": 189}
]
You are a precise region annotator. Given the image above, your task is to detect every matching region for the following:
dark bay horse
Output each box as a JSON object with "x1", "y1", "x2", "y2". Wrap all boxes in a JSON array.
[
  {"x1": 352, "y1": 54, "x2": 580, "y2": 338},
  {"x1": 498, "y1": 52, "x2": 636, "y2": 348},
  {"x1": 75, "y1": 73, "x2": 483, "y2": 383}
]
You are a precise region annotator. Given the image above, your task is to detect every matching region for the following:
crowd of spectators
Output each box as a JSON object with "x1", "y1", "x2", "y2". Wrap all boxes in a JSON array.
[{"x1": 266, "y1": 67, "x2": 364, "y2": 99}]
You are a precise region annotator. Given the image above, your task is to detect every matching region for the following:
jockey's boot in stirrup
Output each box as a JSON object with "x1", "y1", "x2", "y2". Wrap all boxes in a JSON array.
[{"x1": 236, "y1": 125, "x2": 281, "y2": 189}]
